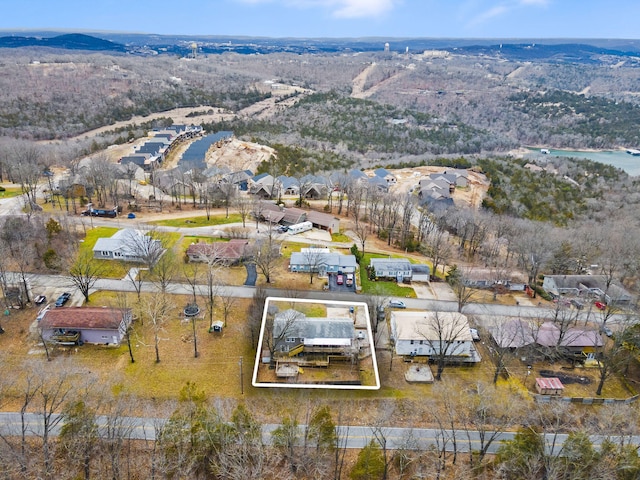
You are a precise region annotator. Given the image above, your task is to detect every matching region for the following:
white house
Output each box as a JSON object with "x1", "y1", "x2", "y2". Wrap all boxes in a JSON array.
[
  {"x1": 289, "y1": 248, "x2": 358, "y2": 275},
  {"x1": 390, "y1": 311, "x2": 481, "y2": 363},
  {"x1": 93, "y1": 229, "x2": 163, "y2": 263},
  {"x1": 369, "y1": 258, "x2": 412, "y2": 282}
]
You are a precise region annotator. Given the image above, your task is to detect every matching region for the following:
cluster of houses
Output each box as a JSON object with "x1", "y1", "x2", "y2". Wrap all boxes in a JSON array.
[
  {"x1": 416, "y1": 169, "x2": 469, "y2": 211},
  {"x1": 541, "y1": 275, "x2": 633, "y2": 306},
  {"x1": 120, "y1": 124, "x2": 203, "y2": 171}
]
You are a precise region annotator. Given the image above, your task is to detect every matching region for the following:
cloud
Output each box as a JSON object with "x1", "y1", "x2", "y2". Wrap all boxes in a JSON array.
[
  {"x1": 236, "y1": 0, "x2": 398, "y2": 19},
  {"x1": 467, "y1": 0, "x2": 550, "y2": 26}
]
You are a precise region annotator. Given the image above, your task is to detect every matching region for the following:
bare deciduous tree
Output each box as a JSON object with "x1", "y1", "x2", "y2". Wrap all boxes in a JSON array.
[{"x1": 68, "y1": 251, "x2": 103, "y2": 303}]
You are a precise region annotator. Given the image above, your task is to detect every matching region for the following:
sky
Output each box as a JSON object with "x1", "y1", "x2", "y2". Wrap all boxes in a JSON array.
[{"x1": 1, "y1": 0, "x2": 640, "y2": 39}]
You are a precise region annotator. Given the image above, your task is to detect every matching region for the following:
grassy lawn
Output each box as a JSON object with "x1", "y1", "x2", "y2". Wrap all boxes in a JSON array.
[
  {"x1": 280, "y1": 241, "x2": 309, "y2": 259},
  {"x1": 77, "y1": 227, "x2": 183, "y2": 279},
  {"x1": 151, "y1": 214, "x2": 243, "y2": 227},
  {"x1": 70, "y1": 292, "x2": 256, "y2": 400},
  {"x1": 0, "y1": 186, "x2": 24, "y2": 199},
  {"x1": 331, "y1": 232, "x2": 351, "y2": 243},
  {"x1": 359, "y1": 253, "x2": 416, "y2": 297}
]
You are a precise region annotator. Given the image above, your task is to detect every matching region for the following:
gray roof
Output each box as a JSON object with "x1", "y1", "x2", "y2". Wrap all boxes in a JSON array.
[
  {"x1": 290, "y1": 251, "x2": 357, "y2": 269},
  {"x1": 274, "y1": 309, "x2": 354, "y2": 340},
  {"x1": 374, "y1": 168, "x2": 394, "y2": 178},
  {"x1": 93, "y1": 229, "x2": 160, "y2": 257},
  {"x1": 370, "y1": 258, "x2": 412, "y2": 270},
  {"x1": 411, "y1": 264, "x2": 431, "y2": 275},
  {"x1": 545, "y1": 275, "x2": 632, "y2": 300}
]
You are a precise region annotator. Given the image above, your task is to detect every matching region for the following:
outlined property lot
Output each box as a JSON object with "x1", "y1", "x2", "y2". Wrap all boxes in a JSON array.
[{"x1": 252, "y1": 297, "x2": 380, "y2": 390}]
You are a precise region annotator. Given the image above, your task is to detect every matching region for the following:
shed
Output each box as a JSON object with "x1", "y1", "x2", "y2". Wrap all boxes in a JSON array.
[
  {"x1": 535, "y1": 377, "x2": 564, "y2": 395},
  {"x1": 209, "y1": 320, "x2": 224, "y2": 333}
]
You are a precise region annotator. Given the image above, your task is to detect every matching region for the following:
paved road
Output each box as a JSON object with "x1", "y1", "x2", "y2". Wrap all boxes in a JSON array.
[
  {"x1": 2, "y1": 412, "x2": 637, "y2": 455},
  {"x1": 24, "y1": 271, "x2": 635, "y2": 324}
]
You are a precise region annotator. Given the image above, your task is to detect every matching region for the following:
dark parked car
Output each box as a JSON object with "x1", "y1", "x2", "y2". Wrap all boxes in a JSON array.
[
  {"x1": 570, "y1": 299, "x2": 584, "y2": 310},
  {"x1": 55, "y1": 292, "x2": 71, "y2": 308},
  {"x1": 34, "y1": 295, "x2": 47, "y2": 306}
]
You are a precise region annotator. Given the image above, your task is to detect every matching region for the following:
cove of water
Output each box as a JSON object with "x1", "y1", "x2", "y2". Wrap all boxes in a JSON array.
[{"x1": 525, "y1": 148, "x2": 640, "y2": 177}]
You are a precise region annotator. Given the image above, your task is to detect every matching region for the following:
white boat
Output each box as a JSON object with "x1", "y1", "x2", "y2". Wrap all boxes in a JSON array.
[{"x1": 626, "y1": 148, "x2": 640, "y2": 156}]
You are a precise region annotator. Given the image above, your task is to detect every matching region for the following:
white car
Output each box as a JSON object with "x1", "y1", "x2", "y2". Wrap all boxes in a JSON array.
[
  {"x1": 388, "y1": 300, "x2": 406, "y2": 309},
  {"x1": 469, "y1": 328, "x2": 480, "y2": 341}
]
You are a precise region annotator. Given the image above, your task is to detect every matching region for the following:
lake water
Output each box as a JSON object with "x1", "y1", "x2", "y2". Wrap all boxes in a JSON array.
[{"x1": 525, "y1": 148, "x2": 640, "y2": 176}]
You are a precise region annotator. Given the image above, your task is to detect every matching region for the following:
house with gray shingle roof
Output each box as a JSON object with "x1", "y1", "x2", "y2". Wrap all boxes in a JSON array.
[
  {"x1": 374, "y1": 168, "x2": 397, "y2": 185},
  {"x1": 369, "y1": 258, "x2": 412, "y2": 282},
  {"x1": 273, "y1": 309, "x2": 356, "y2": 355}
]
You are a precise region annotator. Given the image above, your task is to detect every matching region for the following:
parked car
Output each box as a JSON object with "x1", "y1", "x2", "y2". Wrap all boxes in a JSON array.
[
  {"x1": 34, "y1": 295, "x2": 47, "y2": 306},
  {"x1": 601, "y1": 326, "x2": 613, "y2": 337},
  {"x1": 594, "y1": 301, "x2": 607, "y2": 311},
  {"x1": 55, "y1": 292, "x2": 71, "y2": 307},
  {"x1": 388, "y1": 300, "x2": 406, "y2": 309},
  {"x1": 570, "y1": 299, "x2": 584, "y2": 310},
  {"x1": 469, "y1": 328, "x2": 480, "y2": 342},
  {"x1": 346, "y1": 274, "x2": 354, "y2": 287},
  {"x1": 127, "y1": 212, "x2": 136, "y2": 219},
  {"x1": 336, "y1": 274, "x2": 344, "y2": 285}
]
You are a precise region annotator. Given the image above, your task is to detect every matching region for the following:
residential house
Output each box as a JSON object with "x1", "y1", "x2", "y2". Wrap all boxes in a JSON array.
[
  {"x1": 256, "y1": 201, "x2": 286, "y2": 224},
  {"x1": 390, "y1": 311, "x2": 481, "y2": 363},
  {"x1": 443, "y1": 169, "x2": 469, "y2": 187},
  {"x1": 186, "y1": 239, "x2": 249, "y2": 265},
  {"x1": 368, "y1": 175, "x2": 389, "y2": 192},
  {"x1": 428, "y1": 173, "x2": 457, "y2": 193},
  {"x1": 249, "y1": 173, "x2": 280, "y2": 199},
  {"x1": 289, "y1": 248, "x2": 358, "y2": 276},
  {"x1": 281, "y1": 207, "x2": 307, "y2": 225},
  {"x1": 347, "y1": 169, "x2": 370, "y2": 184},
  {"x1": 490, "y1": 318, "x2": 603, "y2": 356},
  {"x1": 306, "y1": 210, "x2": 340, "y2": 233},
  {"x1": 93, "y1": 229, "x2": 163, "y2": 263},
  {"x1": 542, "y1": 275, "x2": 633, "y2": 305},
  {"x1": 490, "y1": 318, "x2": 536, "y2": 349},
  {"x1": 273, "y1": 309, "x2": 356, "y2": 356},
  {"x1": 535, "y1": 321, "x2": 603, "y2": 355},
  {"x1": 39, "y1": 306, "x2": 132, "y2": 346},
  {"x1": 411, "y1": 264, "x2": 431, "y2": 282},
  {"x1": 221, "y1": 170, "x2": 252, "y2": 191},
  {"x1": 374, "y1": 168, "x2": 397, "y2": 185},
  {"x1": 278, "y1": 176, "x2": 300, "y2": 196},
  {"x1": 369, "y1": 258, "x2": 412, "y2": 282},
  {"x1": 300, "y1": 174, "x2": 331, "y2": 199}
]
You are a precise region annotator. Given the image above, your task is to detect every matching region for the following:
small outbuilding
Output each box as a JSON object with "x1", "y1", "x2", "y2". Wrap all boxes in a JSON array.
[
  {"x1": 535, "y1": 377, "x2": 565, "y2": 395},
  {"x1": 209, "y1": 320, "x2": 224, "y2": 333}
]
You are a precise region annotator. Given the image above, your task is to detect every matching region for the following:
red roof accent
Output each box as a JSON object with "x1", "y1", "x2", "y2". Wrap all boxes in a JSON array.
[
  {"x1": 40, "y1": 307, "x2": 130, "y2": 330},
  {"x1": 536, "y1": 377, "x2": 564, "y2": 390},
  {"x1": 186, "y1": 239, "x2": 248, "y2": 260}
]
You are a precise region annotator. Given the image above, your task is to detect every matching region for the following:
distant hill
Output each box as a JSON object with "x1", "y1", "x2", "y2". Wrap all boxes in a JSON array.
[
  {"x1": 0, "y1": 31, "x2": 639, "y2": 63},
  {"x1": 0, "y1": 33, "x2": 126, "y2": 52}
]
